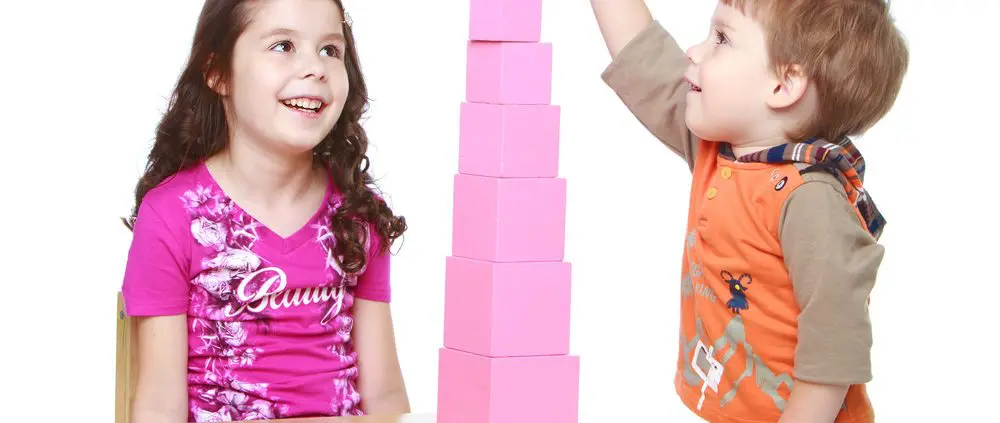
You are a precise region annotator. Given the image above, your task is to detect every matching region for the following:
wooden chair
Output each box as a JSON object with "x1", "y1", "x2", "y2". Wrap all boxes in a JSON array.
[{"x1": 116, "y1": 291, "x2": 137, "y2": 423}]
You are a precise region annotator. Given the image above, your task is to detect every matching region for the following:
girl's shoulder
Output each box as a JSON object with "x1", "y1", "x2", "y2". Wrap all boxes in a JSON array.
[
  {"x1": 142, "y1": 162, "x2": 203, "y2": 199},
  {"x1": 135, "y1": 162, "x2": 214, "y2": 235}
]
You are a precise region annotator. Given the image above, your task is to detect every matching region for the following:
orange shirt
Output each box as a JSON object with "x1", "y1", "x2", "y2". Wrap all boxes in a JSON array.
[{"x1": 673, "y1": 141, "x2": 873, "y2": 423}]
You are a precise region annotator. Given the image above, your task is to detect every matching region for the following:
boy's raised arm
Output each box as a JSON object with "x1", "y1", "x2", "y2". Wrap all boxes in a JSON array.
[
  {"x1": 594, "y1": 1, "x2": 699, "y2": 169},
  {"x1": 590, "y1": 0, "x2": 654, "y2": 58}
]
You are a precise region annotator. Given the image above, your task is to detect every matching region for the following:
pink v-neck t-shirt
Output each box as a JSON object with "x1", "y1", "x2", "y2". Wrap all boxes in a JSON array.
[{"x1": 121, "y1": 162, "x2": 391, "y2": 421}]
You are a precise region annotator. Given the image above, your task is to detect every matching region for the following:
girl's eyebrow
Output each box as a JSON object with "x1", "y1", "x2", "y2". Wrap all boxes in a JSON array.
[{"x1": 260, "y1": 27, "x2": 346, "y2": 43}]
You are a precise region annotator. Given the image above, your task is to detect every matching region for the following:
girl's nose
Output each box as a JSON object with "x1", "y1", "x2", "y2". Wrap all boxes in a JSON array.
[{"x1": 299, "y1": 55, "x2": 327, "y2": 82}]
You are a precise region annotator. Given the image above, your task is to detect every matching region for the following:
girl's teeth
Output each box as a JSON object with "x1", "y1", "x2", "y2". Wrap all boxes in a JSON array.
[{"x1": 283, "y1": 98, "x2": 322, "y2": 111}]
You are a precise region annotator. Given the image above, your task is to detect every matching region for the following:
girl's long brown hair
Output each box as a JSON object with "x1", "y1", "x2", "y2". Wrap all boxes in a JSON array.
[{"x1": 124, "y1": 0, "x2": 406, "y2": 273}]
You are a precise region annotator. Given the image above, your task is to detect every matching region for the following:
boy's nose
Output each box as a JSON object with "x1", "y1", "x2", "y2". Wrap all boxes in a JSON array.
[{"x1": 686, "y1": 43, "x2": 703, "y2": 65}]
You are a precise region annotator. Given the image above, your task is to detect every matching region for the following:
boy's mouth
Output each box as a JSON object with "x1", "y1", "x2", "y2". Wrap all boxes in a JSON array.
[
  {"x1": 685, "y1": 77, "x2": 702, "y2": 92},
  {"x1": 280, "y1": 97, "x2": 328, "y2": 114}
]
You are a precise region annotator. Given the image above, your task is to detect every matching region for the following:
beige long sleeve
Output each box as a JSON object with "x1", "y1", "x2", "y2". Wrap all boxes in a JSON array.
[
  {"x1": 600, "y1": 20, "x2": 698, "y2": 170},
  {"x1": 779, "y1": 173, "x2": 885, "y2": 385}
]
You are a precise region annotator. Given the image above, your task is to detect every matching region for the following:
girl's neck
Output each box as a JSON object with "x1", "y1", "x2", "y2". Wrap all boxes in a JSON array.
[{"x1": 208, "y1": 141, "x2": 322, "y2": 207}]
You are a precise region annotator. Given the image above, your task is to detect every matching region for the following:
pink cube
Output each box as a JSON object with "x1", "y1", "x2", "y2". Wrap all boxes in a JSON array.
[
  {"x1": 459, "y1": 102, "x2": 560, "y2": 178},
  {"x1": 437, "y1": 348, "x2": 580, "y2": 423},
  {"x1": 444, "y1": 256, "x2": 571, "y2": 357},
  {"x1": 469, "y1": 0, "x2": 543, "y2": 42},
  {"x1": 452, "y1": 174, "x2": 566, "y2": 262},
  {"x1": 466, "y1": 41, "x2": 552, "y2": 105}
]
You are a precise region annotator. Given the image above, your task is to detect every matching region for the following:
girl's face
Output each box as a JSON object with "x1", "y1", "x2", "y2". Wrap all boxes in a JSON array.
[{"x1": 223, "y1": 0, "x2": 349, "y2": 156}]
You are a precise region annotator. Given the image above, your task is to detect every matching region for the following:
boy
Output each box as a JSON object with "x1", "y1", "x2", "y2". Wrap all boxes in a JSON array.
[{"x1": 591, "y1": 0, "x2": 907, "y2": 422}]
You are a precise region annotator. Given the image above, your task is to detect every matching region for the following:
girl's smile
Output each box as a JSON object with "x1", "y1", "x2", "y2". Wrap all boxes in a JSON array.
[{"x1": 280, "y1": 95, "x2": 330, "y2": 119}]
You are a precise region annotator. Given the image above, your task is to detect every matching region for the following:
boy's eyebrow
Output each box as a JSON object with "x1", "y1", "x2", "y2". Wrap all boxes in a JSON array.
[
  {"x1": 261, "y1": 28, "x2": 346, "y2": 43},
  {"x1": 712, "y1": 18, "x2": 735, "y2": 32}
]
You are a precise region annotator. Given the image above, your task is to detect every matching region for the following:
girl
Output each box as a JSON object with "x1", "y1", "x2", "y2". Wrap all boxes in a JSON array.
[{"x1": 120, "y1": 0, "x2": 409, "y2": 421}]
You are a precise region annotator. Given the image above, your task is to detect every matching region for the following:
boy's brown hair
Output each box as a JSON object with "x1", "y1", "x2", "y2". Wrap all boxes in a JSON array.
[{"x1": 722, "y1": 0, "x2": 909, "y2": 142}]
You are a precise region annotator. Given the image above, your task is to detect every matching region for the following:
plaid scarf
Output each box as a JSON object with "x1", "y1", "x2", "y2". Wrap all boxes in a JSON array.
[{"x1": 722, "y1": 137, "x2": 886, "y2": 240}]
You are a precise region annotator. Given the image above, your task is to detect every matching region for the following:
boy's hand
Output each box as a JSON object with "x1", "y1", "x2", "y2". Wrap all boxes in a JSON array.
[
  {"x1": 590, "y1": 0, "x2": 655, "y2": 58},
  {"x1": 778, "y1": 380, "x2": 849, "y2": 423}
]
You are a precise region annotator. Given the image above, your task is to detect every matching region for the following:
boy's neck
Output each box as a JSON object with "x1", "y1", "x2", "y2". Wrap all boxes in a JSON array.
[
  {"x1": 728, "y1": 135, "x2": 788, "y2": 158},
  {"x1": 727, "y1": 109, "x2": 813, "y2": 158}
]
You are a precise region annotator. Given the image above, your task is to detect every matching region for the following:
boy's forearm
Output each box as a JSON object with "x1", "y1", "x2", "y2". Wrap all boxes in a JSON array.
[
  {"x1": 778, "y1": 380, "x2": 849, "y2": 423},
  {"x1": 590, "y1": 0, "x2": 654, "y2": 57}
]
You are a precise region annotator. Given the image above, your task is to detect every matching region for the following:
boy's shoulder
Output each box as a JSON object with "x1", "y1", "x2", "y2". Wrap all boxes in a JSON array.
[
  {"x1": 777, "y1": 164, "x2": 874, "y2": 246},
  {"x1": 796, "y1": 167, "x2": 849, "y2": 198}
]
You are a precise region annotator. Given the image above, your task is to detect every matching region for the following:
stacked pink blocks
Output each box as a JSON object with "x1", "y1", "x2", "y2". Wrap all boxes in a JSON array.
[{"x1": 436, "y1": 1, "x2": 579, "y2": 423}]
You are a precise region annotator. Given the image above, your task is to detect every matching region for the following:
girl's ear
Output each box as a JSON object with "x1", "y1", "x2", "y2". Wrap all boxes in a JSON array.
[
  {"x1": 204, "y1": 54, "x2": 228, "y2": 96},
  {"x1": 206, "y1": 72, "x2": 228, "y2": 96}
]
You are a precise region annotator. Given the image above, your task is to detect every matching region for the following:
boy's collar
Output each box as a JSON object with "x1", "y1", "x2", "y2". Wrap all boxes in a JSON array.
[
  {"x1": 720, "y1": 137, "x2": 867, "y2": 180},
  {"x1": 720, "y1": 137, "x2": 885, "y2": 240}
]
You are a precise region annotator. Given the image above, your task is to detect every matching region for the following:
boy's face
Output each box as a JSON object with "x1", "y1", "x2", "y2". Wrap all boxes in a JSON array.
[
  {"x1": 224, "y1": 0, "x2": 350, "y2": 156},
  {"x1": 684, "y1": 3, "x2": 776, "y2": 145}
]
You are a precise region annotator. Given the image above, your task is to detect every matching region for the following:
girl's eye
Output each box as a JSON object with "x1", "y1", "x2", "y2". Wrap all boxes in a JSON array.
[
  {"x1": 321, "y1": 45, "x2": 342, "y2": 58},
  {"x1": 271, "y1": 41, "x2": 293, "y2": 52},
  {"x1": 715, "y1": 30, "x2": 729, "y2": 45}
]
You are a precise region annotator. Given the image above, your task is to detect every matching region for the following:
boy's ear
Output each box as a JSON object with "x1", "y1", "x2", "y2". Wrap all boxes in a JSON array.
[{"x1": 767, "y1": 64, "x2": 809, "y2": 109}]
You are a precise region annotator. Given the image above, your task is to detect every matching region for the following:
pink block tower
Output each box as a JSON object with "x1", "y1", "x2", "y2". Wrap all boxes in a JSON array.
[{"x1": 436, "y1": 1, "x2": 580, "y2": 423}]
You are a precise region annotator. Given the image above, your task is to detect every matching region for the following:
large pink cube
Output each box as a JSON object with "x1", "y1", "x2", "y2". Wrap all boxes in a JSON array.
[
  {"x1": 437, "y1": 348, "x2": 580, "y2": 423},
  {"x1": 444, "y1": 256, "x2": 571, "y2": 357},
  {"x1": 452, "y1": 174, "x2": 566, "y2": 262},
  {"x1": 469, "y1": 0, "x2": 543, "y2": 42},
  {"x1": 466, "y1": 41, "x2": 552, "y2": 105},
  {"x1": 459, "y1": 102, "x2": 560, "y2": 178}
]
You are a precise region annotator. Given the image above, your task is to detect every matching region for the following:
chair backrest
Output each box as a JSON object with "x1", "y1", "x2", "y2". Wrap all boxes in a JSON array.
[{"x1": 116, "y1": 291, "x2": 137, "y2": 423}]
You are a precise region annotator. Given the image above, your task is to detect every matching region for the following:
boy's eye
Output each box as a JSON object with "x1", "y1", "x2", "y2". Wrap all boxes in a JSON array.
[
  {"x1": 715, "y1": 30, "x2": 729, "y2": 45},
  {"x1": 271, "y1": 41, "x2": 293, "y2": 52}
]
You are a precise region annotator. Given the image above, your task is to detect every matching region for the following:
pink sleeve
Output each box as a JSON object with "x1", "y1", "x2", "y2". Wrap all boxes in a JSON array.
[
  {"x1": 354, "y1": 228, "x2": 391, "y2": 302},
  {"x1": 121, "y1": 201, "x2": 191, "y2": 316}
]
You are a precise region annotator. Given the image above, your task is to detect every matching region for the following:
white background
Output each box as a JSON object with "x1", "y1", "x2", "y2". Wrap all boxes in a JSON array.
[{"x1": 1, "y1": 1, "x2": 996, "y2": 421}]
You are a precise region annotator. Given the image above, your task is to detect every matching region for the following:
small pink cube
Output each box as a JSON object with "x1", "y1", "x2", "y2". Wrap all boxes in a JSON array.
[
  {"x1": 466, "y1": 41, "x2": 552, "y2": 105},
  {"x1": 437, "y1": 348, "x2": 580, "y2": 423},
  {"x1": 469, "y1": 0, "x2": 543, "y2": 42},
  {"x1": 452, "y1": 174, "x2": 566, "y2": 262},
  {"x1": 444, "y1": 256, "x2": 571, "y2": 357},
  {"x1": 459, "y1": 102, "x2": 560, "y2": 178}
]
